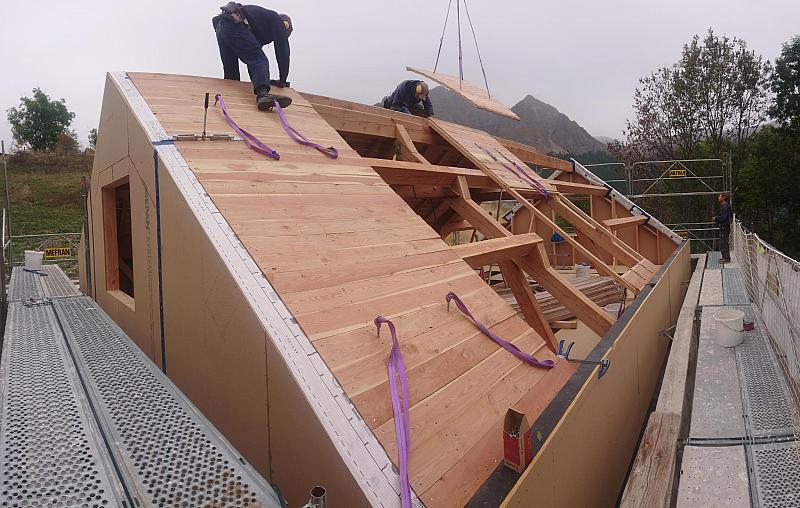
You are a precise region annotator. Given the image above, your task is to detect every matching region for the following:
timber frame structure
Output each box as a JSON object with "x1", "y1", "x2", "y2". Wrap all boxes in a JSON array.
[{"x1": 80, "y1": 72, "x2": 689, "y2": 507}]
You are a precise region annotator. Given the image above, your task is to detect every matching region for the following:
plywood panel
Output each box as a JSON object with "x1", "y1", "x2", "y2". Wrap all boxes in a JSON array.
[{"x1": 407, "y1": 67, "x2": 520, "y2": 120}]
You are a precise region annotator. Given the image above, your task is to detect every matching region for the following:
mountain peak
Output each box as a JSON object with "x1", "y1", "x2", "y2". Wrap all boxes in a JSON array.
[{"x1": 428, "y1": 86, "x2": 607, "y2": 156}]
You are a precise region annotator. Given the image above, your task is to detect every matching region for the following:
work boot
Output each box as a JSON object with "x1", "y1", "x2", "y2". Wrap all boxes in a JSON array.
[{"x1": 256, "y1": 90, "x2": 292, "y2": 111}]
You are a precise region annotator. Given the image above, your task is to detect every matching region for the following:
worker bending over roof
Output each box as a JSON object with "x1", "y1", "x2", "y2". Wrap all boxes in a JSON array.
[
  {"x1": 383, "y1": 80, "x2": 434, "y2": 118},
  {"x1": 213, "y1": 2, "x2": 293, "y2": 111}
]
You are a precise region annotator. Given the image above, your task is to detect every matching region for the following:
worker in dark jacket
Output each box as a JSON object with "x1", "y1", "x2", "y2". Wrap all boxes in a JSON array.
[
  {"x1": 213, "y1": 3, "x2": 293, "y2": 111},
  {"x1": 382, "y1": 80, "x2": 434, "y2": 117},
  {"x1": 713, "y1": 193, "x2": 732, "y2": 262}
]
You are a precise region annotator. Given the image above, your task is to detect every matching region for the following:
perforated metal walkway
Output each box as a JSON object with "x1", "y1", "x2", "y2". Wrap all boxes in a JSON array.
[
  {"x1": 678, "y1": 253, "x2": 800, "y2": 508},
  {"x1": 1, "y1": 266, "x2": 282, "y2": 507}
]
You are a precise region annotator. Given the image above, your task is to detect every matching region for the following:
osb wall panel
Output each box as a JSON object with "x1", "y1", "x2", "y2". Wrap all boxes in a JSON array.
[
  {"x1": 157, "y1": 164, "x2": 272, "y2": 476},
  {"x1": 501, "y1": 242, "x2": 690, "y2": 507},
  {"x1": 87, "y1": 75, "x2": 162, "y2": 365}
]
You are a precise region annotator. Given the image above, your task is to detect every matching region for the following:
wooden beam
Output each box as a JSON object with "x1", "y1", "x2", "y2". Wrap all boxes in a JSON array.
[
  {"x1": 551, "y1": 181, "x2": 609, "y2": 196},
  {"x1": 498, "y1": 260, "x2": 558, "y2": 352},
  {"x1": 394, "y1": 122, "x2": 429, "y2": 164},
  {"x1": 459, "y1": 183, "x2": 640, "y2": 293},
  {"x1": 548, "y1": 194, "x2": 644, "y2": 268},
  {"x1": 603, "y1": 215, "x2": 649, "y2": 230},
  {"x1": 425, "y1": 200, "x2": 454, "y2": 226},
  {"x1": 550, "y1": 320, "x2": 578, "y2": 329},
  {"x1": 440, "y1": 219, "x2": 473, "y2": 237},
  {"x1": 451, "y1": 234, "x2": 542, "y2": 269},
  {"x1": 422, "y1": 119, "x2": 638, "y2": 291},
  {"x1": 446, "y1": 197, "x2": 614, "y2": 336},
  {"x1": 619, "y1": 412, "x2": 681, "y2": 508},
  {"x1": 302, "y1": 92, "x2": 573, "y2": 171},
  {"x1": 517, "y1": 245, "x2": 614, "y2": 336},
  {"x1": 455, "y1": 175, "x2": 471, "y2": 199}
]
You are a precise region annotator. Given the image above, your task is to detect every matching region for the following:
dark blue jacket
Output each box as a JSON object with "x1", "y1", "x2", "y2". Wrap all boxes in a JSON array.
[
  {"x1": 388, "y1": 80, "x2": 434, "y2": 116},
  {"x1": 213, "y1": 5, "x2": 290, "y2": 83},
  {"x1": 714, "y1": 202, "x2": 732, "y2": 226}
]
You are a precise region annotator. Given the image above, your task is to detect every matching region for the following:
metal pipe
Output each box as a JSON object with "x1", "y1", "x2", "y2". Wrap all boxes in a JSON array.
[
  {"x1": 1, "y1": 141, "x2": 11, "y2": 268},
  {"x1": 1, "y1": 208, "x2": 6, "y2": 314},
  {"x1": 303, "y1": 486, "x2": 326, "y2": 508},
  {"x1": 81, "y1": 176, "x2": 92, "y2": 292}
]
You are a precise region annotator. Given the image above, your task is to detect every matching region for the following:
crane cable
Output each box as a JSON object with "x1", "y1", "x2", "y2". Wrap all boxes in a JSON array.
[{"x1": 432, "y1": 0, "x2": 493, "y2": 97}]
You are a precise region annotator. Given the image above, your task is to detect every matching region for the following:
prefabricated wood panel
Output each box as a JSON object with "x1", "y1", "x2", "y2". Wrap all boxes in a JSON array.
[
  {"x1": 430, "y1": 119, "x2": 547, "y2": 191},
  {"x1": 502, "y1": 242, "x2": 690, "y2": 507},
  {"x1": 406, "y1": 67, "x2": 520, "y2": 120},
  {"x1": 128, "y1": 72, "x2": 564, "y2": 503}
]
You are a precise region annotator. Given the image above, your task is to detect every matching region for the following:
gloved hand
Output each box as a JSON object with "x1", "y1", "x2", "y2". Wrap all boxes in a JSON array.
[{"x1": 270, "y1": 79, "x2": 290, "y2": 88}]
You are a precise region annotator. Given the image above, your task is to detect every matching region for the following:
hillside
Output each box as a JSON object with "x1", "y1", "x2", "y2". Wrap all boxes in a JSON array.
[{"x1": 429, "y1": 86, "x2": 609, "y2": 158}]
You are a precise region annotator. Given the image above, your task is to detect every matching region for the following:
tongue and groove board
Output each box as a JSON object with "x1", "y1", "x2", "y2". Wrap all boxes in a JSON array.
[
  {"x1": 406, "y1": 66, "x2": 521, "y2": 121},
  {"x1": 129, "y1": 73, "x2": 565, "y2": 504}
]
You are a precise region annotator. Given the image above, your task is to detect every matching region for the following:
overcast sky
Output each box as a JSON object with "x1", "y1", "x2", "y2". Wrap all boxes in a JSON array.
[{"x1": 1, "y1": 0, "x2": 799, "y2": 150}]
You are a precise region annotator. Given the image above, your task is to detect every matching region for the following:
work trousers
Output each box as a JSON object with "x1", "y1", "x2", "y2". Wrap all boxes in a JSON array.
[
  {"x1": 719, "y1": 225, "x2": 730, "y2": 260},
  {"x1": 214, "y1": 16, "x2": 270, "y2": 95}
]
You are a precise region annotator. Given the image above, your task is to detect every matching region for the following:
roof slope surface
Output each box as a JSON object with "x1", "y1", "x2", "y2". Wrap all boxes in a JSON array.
[{"x1": 129, "y1": 72, "x2": 567, "y2": 506}]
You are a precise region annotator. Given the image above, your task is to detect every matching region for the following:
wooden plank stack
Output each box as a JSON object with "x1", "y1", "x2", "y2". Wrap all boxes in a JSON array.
[{"x1": 495, "y1": 275, "x2": 624, "y2": 323}]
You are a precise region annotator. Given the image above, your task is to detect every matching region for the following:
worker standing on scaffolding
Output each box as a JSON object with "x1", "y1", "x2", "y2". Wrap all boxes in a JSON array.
[
  {"x1": 213, "y1": 3, "x2": 293, "y2": 111},
  {"x1": 382, "y1": 80, "x2": 434, "y2": 117},
  {"x1": 713, "y1": 193, "x2": 732, "y2": 263}
]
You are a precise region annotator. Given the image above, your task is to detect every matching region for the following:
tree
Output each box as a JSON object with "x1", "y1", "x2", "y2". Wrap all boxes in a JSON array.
[
  {"x1": 737, "y1": 126, "x2": 800, "y2": 257},
  {"x1": 770, "y1": 35, "x2": 800, "y2": 133},
  {"x1": 611, "y1": 29, "x2": 770, "y2": 167},
  {"x1": 6, "y1": 88, "x2": 75, "y2": 151},
  {"x1": 88, "y1": 128, "x2": 98, "y2": 150}
]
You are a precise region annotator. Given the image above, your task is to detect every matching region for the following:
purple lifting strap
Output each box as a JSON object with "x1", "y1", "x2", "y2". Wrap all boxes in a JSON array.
[
  {"x1": 215, "y1": 94, "x2": 280, "y2": 159},
  {"x1": 476, "y1": 144, "x2": 549, "y2": 199},
  {"x1": 374, "y1": 316, "x2": 412, "y2": 508},
  {"x1": 274, "y1": 101, "x2": 339, "y2": 159},
  {"x1": 497, "y1": 150, "x2": 550, "y2": 199},
  {"x1": 445, "y1": 292, "x2": 555, "y2": 368}
]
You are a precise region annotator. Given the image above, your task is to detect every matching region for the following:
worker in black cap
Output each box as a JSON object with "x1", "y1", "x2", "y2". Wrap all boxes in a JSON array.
[
  {"x1": 382, "y1": 80, "x2": 434, "y2": 118},
  {"x1": 212, "y1": 3, "x2": 293, "y2": 111}
]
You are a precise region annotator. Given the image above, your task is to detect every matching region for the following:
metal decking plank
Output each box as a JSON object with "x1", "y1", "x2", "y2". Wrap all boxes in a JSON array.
[
  {"x1": 749, "y1": 441, "x2": 800, "y2": 507},
  {"x1": 734, "y1": 305, "x2": 799, "y2": 437},
  {"x1": 40, "y1": 264, "x2": 82, "y2": 298},
  {"x1": 722, "y1": 268, "x2": 750, "y2": 306},
  {"x1": 707, "y1": 251, "x2": 722, "y2": 270},
  {"x1": 0, "y1": 303, "x2": 128, "y2": 507},
  {"x1": 51, "y1": 296, "x2": 281, "y2": 507},
  {"x1": 7, "y1": 267, "x2": 44, "y2": 302}
]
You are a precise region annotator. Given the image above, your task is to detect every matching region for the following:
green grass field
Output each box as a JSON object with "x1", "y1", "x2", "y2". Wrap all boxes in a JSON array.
[{"x1": 2, "y1": 153, "x2": 91, "y2": 277}]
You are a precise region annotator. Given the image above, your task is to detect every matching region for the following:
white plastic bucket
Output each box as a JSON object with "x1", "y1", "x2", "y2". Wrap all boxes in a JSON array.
[
  {"x1": 604, "y1": 302, "x2": 623, "y2": 320},
  {"x1": 714, "y1": 309, "x2": 745, "y2": 347},
  {"x1": 24, "y1": 250, "x2": 43, "y2": 271},
  {"x1": 575, "y1": 263, "x2": 590, "y2": 278}
]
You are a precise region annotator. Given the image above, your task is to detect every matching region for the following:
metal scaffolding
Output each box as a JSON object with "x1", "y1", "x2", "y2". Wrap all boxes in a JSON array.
[{"x1": 584, "y1": 158, "x2": 731, "y2": 252}]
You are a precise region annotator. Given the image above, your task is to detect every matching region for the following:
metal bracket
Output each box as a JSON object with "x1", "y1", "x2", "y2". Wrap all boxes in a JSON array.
[
  {"x1": 22, "y1": 297, "x2": 52, "y2": 307},
  {"x1": 172, "y1": 133, "x2": 242, "y2": 142},
  {"x1": 659, "y1": 324, "x2": 677, "y2": 341},
  {"x1": 557, "y1": 340, "x2": 611, "y2": 379}
]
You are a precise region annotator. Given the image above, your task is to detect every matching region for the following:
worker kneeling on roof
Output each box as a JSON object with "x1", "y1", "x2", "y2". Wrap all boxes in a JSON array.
[
  {"x1": 383, "y1": 80, "x2": 434, "y2": 118},
  {"x1": 213, "y1": 2, "x2": 293, "y2": 111}
]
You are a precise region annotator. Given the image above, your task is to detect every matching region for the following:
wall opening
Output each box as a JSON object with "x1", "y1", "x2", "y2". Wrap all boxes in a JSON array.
[{"x1": 102, "y1": 178, "x2": 135, "y2": 299}]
